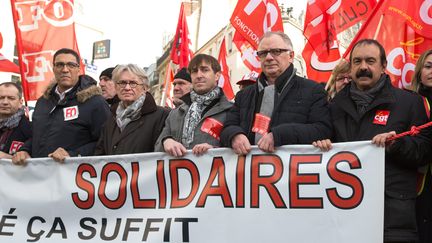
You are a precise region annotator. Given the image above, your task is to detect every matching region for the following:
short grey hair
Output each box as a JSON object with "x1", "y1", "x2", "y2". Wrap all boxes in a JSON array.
[
  {"x1": 259, "y1": 31, "x2": 293, "y2": 50},
  {"x1": 112, "y1": 64, "x2": 149, "y2": 88}
]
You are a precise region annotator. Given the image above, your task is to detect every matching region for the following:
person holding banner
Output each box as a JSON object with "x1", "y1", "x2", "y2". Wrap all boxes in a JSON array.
[
  {"x1": 155, "y1": 54, "x2": 233, "y2": 157},
  {"x1": 313, "y1": 39, "x2": 432, "y2": 243},
  {"x1": 0, "y1": 82, "x2": 31, "y2": 159},
  {"x1": 12, "y1": 48, "x2": 110, "y2": 164},
  {"x1": 411, "y1": 49, "x2": 432, "y2": 243},
  {"x1": 221, "y1": 31, "x2": 332, "y2": 155},
  {"x1": 94, "y1": 64, "x2": 169, "y2": 155}
]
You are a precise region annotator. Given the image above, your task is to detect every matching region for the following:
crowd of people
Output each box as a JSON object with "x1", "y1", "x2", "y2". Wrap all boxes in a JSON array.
[{"x1": 1, "y1": 31, "x2": 432, "y2": 242}]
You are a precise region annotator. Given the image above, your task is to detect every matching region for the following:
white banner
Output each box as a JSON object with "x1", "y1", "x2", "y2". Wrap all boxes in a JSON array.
[{"x1": 0, "y1": 141, "x2": 384, "y2": 243}]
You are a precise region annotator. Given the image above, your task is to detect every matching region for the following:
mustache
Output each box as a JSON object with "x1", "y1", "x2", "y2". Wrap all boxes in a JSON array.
[{"x1": 356, "y1": 69, "x2": 373, "y2": 79}]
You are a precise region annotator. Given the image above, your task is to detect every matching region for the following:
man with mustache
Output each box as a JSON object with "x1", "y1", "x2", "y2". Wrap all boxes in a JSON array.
[
  {"x1": 12, "y1": 48, "x2": 110, "y2": 164},
  {"x1": 313, "y1": 39, "x2": 432, "y2": 242},
  {"x1": 220, "y1": 31, "x2": 332, "y2": 154}
]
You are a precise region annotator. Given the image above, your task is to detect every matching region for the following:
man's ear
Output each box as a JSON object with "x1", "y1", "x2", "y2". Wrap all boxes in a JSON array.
[{"x1": 215, "y1": 71, "x2": 221, "y2": 82}]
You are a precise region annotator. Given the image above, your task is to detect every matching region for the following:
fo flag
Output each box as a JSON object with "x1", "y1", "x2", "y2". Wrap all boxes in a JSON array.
[
  {"x1": 230, "y1": 0, "x2": 283, "y2": 72},
  {"x1": 343, "y1": 0, "x2": 432, "y2": 88},
  {"x1": 302, "y1": 0, "x2": 377, "y2": 82},
  {"x1": 170, "y1": 2, "x2": 193, "y2": 69},
  {"x1": 217, "y1": 38, "x2": 235, "y2": 100},
  {"x1": 10, "y1": 0, "x2": 82, "y2": 101}
]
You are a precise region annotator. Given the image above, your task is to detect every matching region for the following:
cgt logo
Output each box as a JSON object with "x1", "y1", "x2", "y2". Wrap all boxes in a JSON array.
[{"x1": 373, "y1": 110, "x2": 390, "y2": 125}]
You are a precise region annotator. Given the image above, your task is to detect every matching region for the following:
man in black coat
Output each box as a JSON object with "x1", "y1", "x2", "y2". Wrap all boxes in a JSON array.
[
  {"x1": 220, "y1": 31, "x2": 332, "y2": 154},
  {"x1": 313, "y1": 39, "x2": 432, "y2": 242},
  {"x1": 0, "y1": 82, "x2": 31, "y2": 158},
  {"x1": 12, "y1": 48, "x2": 110, "y2": 164}
]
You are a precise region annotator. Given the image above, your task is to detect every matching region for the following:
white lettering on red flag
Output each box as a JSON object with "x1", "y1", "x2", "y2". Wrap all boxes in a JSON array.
[
  {"x1": 217, "y1": 38, "x2": 235, "y2": 100},
  {"x1": 344, "y1": 0, "x2": 432, "y2": 88},
  {"x1": 10, "y1": 0, "x2": 82, "y2": 101}
]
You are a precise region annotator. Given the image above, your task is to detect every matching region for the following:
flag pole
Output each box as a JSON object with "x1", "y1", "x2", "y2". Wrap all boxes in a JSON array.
[
  {"x1": 342, "y1": 0, "x2": 384, "y2": 59},
  {"x1": 10, "y1": 0, "x2": 28, "y2": 106}
]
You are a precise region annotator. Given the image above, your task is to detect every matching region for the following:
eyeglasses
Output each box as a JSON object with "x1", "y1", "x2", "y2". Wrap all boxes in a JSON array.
[
  {"x1": 116, "y1": 80, "x2": 143, "y2": 88},
  {"x1": 256, "y1": 48, "x2": 291, "y2": 59},
  {"x1": 336, "y1": 75, "x2": 351, "y2": 82},
  {"x1": 54, "y1": 62, "x2": 80, "y2": 70}
]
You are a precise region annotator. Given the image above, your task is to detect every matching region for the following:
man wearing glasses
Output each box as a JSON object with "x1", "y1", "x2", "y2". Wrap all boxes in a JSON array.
[
  {"x1": 13, "y1": 48, "x2": 110, "y2": 164},
  {"x1": 221, "y1": 31, "x2": 332, "y2": 154}
]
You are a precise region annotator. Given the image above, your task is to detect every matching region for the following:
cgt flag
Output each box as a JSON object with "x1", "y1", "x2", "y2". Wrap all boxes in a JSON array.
[
  {"x1": 170, "y1": 2, "x2": 194, "y2": 69},
  {"x1": 217, "y1": 38, "x2": 235, "y2": 100},
  {"x1": 230, "y1": 0, "x2": 283, "y2": 72},
  {"x1": 343, "y1": 0, "x2": 432, "y2": 89},
  {"x1": 10, "y1": 0, "x2": 83, "y2": 102},
  {"x1": 302, "y1": 0, "x2": 377, "y2": 83}
]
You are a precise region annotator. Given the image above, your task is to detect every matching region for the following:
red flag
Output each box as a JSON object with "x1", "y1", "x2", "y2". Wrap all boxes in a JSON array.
[
  {"x1": 233, "y1": 32, "x2": 261, "y2": 72},
  {"x1": 230, "y1": 0, "x2": 283, "y2": 72},
  {"x1": 10, "y1": 0, "x2": 82, "y2": 101},
  {"x1": 163, "y1": 64, "x2": 175, "y2": 108},
  {"x1": 217, "y1": 38, "x2": 234, "y2": 100},
  {"x1": 0, "y1": 53, "x2": 20, "y2": 73},
  {"x1": 343, "y1": 0, "x2": 432, "y2": 88},
  {"x1": 230, "y1": 0, "x2": 284, "y2": 49},
  {"x1": 302, "y1": 0, "x2": 377, "y2": 82},
  {"x1": 170, "y1": 2, "x2": 193, "y2": 69}
]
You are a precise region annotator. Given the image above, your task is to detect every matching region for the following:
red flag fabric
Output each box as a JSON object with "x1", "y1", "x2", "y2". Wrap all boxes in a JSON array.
[
  {"x1": 230, "y1": 0, "x2": 284, "y2": 49},
  {"x1": 230, "y1": 0, "x2": 284, "y2": 72},
  {"x1": 170, "y1": 2, "x2": 193, "y2": 69},
  {"x1": 217, "y1": 38, "x2": 235, "y2": 100},
  {"x1": 0, "y1": 53, "x2": 20, "y2": 73},
  {"x1": 163, "y1": 64, "x2": 175, "y2": 108},
  {"x1": 10, "y1": 0, "x2": 82, "y2": 101},
  {"x1": 343, "y1": 0, "x2": 432, "y2": 88},
  {"x1": 232, "y1": 32, "x2": 262, "y2": 72},
  {"x1": 302, "y1": 0, "x2": 377, "y2": 82}
]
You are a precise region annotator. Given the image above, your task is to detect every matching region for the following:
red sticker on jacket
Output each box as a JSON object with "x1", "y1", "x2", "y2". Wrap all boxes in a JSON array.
[
  {"x1": 201, "y1": 117, "x2": 223, "y2": 141},
  {"x1": 9, "y1": 141, "x2": 24, "y2": 154},
  {"x1": 252, "y1": 113, "x2": 271, "y2": 135},
  {"x1": 373, "y1": 110, "x2": 390, "y2": 125}
]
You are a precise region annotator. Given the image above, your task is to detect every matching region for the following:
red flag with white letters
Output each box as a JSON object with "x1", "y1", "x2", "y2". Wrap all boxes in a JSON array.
[
  {"x1": 217, "y1": 38, "x2": 234, "y2": 100},
  {"x1": 302, "y1": 0, "x2": 377, "y2": 82},
  {"x1": 230, "y1": 0, "x2": 283, "y2": 72},
  {"x1": 10, "y1": 0, "x2": 82, "y2": 101},
  {"x1": 343, "y1": 0, "x2": 432, "y2": 88},
  {"x1": 170, "y1": 2, "x2": 194, "y2": 69}
]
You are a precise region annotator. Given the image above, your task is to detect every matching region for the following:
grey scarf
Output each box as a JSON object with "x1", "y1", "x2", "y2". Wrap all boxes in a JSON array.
[
  {"x1": 0, "y1": 108, "x2": 25, "y2": 130},
  {"x1": 116, "y1": 94, "x2": 146, "y2": 132},
  {"x1": 182, "y1": 87, "x2": 221, "y2": 147},
  {"x1": 350, "y1": 75, "x2": 386, "y2": 116}
]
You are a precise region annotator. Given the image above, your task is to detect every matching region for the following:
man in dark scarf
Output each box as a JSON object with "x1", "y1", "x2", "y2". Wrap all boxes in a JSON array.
[
  {"x1": 0, "y1": 82, "x2": 31, "y2": 158},
  {"x1": 156, "y1": 54, "x2": 232, "y2": 156}
]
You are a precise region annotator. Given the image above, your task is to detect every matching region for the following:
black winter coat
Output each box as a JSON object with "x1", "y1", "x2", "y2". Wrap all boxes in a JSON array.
[
  {"x1": 0, "y1": 115, "x2": 31, "y2": 154},
  {"x1": 20, "y1": 75, "x2": 111, "y2": 157},
  {"x1": 331, "y1": 75, "x2": 432, "y2": 242},
  {"x1": 221, "y1": 65, "x2": 332, "y2": 146},
  {"x1": 94, "y1": 92, "x2": 169, "y2": 155}
]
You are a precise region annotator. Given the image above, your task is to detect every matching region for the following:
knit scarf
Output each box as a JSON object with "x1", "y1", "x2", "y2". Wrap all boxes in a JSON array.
[
  {"x1": 181, "y1": 87, "x2": 221, "y2": 147},
  {"x1": 116, "y1": 94, "x2": 146, "y2": 132},
  {"x1": 350, "y1": 75, "x2": 386, "y2": 116},
  {"x1": 0, "y1": 108, "x2": 24, "y2": 130}
]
